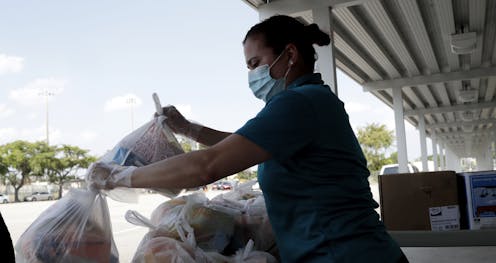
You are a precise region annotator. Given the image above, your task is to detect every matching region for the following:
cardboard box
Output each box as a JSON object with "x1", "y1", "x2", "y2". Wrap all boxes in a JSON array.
[
  {"x1": 379, "y1": 171, "x2": 460, "y2": 231},
  {"x1": 457, "y1": 170, "x2": 496, "y2": 230}
]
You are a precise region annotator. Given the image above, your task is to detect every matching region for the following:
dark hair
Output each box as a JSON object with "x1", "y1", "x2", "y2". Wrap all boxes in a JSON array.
[{"x1": 243, "y1": 15, "x2": 330, "y2": 67}]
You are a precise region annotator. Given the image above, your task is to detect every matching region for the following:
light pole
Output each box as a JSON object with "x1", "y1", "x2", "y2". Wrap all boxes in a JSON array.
[
  {"x1": 38, "y1": 88, "x2": 54, "y2": 145},
  {"x1": 126, "y1": 96, "x2": 136, "y2": 131}
]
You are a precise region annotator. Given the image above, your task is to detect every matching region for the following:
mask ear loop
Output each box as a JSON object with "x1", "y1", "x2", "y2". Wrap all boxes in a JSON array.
[{"x1": 282, "y1": 60, "x2": 293, "y2": 89}]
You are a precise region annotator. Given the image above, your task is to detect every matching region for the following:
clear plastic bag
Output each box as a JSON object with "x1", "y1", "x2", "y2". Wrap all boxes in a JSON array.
[
  {"x1": 15, "y1": 189, "x2": 118, "y2": 263},
  {"x1": 131, "y1": 230, "x2": 231, "y2": 263},
  {"x1": 126, "y1": 193, "x2": 235, "y2": 253},
  {"x1": 131, "y1": 235, "x2": 197, "y2": 263},
  {"x1": 210, "y1": 181, "x2": 276, "y2": 252},
  {"x1": 101, "y1": 115, "x2": 183, "y2": 166},
  {"x1": 232, "y1": 240, "x2": 278, "y2": 263},
  {"x1": 96, "y1": 114, "x2": 185, "y2": 201}
]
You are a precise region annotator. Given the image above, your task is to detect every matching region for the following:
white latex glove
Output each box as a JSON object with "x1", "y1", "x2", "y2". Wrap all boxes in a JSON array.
[{"x1": 87, "y1": 162, "x2": 137, "y2": 190}]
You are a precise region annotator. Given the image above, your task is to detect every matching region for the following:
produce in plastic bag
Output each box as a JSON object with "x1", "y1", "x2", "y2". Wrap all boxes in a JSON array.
[
  {"x1": 126, "y1": 193, "x2": 235, "y2": 253},
  {"x1": 131, "y1": 229, "x2": 231, "y2": 263},
  {"x1": 232, "y1": 240, "x2": 277, "y2": 263},
  {"x1": 15, "y1": 189, "x2": 118, "y2": 263},
  {"x1": 93, "y1": 93, "x2": 185, "y2": 200},
  {"x1": 210, "y1": 181, "x2": 276, "y2": 252},
  {"x1": 132, "y1": 235, "x2": 196, "y2": 263}
]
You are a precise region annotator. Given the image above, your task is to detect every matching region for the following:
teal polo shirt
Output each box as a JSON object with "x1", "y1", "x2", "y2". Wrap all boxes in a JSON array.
[{"x1": 235, "y1": 73, "x2": 403, "y2": 262}]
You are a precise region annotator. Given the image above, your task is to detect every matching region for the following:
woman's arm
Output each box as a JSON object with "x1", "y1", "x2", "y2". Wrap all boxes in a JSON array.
[
  {"x1": 162, "y1": 106, "x2": 230, "y2": 146},
  {"x1": 130, "y1": 133, "x2": 271, "y2": 189},
  {"x1": 190, "y1": 123, "x2": 231, "y2": 147}
]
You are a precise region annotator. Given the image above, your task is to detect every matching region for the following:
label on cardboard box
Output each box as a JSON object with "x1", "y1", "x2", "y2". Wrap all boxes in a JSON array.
[
  {"x1": 429, "y1": 205, "x2": 460, "y2": 231},
  {"x1": 479, "y1": 217, "x2": 496, "y2": 229}
]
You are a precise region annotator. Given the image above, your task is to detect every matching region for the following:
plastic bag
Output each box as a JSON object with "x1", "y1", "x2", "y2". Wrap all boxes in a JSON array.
[
  {"x1": 101, "y1": 115, "x2": 183, "y2": 166},
  {"x1": 15, "y1": 189, "x2": 118, "y2": 263},
  {"x1": 132, "y1": 235, "x2": 196, "y2": 263},
  {"x1": 210, "y1": 181, "x2": 276, "y2": 252},
  {"x1": 232, "y1": 240, "x2": 277, "y2": 263},
  {"x1": 97, "y1": 113, "x2": 185, "y2": 200},
  {"x1": 131, "y1": 230, "x2": 231, "y2": 263},
  {"x1": 126, "y1": 193, "x2": 235, "y2": 253},
  {"x1": 89, "y1": 93, "x2": 185, "y2": 201}
]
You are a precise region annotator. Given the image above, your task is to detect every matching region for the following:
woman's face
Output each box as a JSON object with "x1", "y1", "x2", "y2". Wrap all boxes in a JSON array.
[{"x1": 243, "y1": 34, "x2": 288, "y2": 79}]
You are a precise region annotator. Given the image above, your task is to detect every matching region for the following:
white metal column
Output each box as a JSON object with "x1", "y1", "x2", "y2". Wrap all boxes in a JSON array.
[
  {"x1": 441, "y1": 142, "x2": 446, "y2": 170},
  {"x1": 393, "y1": 87, "x2": 408, "y2": 173},
  {"x1": 477, "y1": 138, "x2": 493, "y2": 170},
  {"x1": 258, "y1": 3, "x2": 338, "y2": 95},
  {"x1": 432, "y1": 134, "x2": 439, "y2": 171},
  {"x1": 418, "y1": 114, "x2": 428, "y2": 171},
  {"x1": 446, "y1": 146, "x2": 460, "y2": 172},
  {"x1": 312, "y1": 7, "x2": 338, "y2": 95}
]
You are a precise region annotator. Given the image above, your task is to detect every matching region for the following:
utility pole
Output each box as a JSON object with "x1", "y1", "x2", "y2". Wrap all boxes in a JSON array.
[
  {"x1": 38, "y1": 88, "x2": 54, "y2": 145},
  {"x1": 126, "y1": 96, "x2": 136, "y2": 131}
]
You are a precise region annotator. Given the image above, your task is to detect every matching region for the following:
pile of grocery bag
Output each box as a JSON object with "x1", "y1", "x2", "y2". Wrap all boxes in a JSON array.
[
  {"x1": 15, "y1": 94, "x2": 278, "y2": 262},
  {"x1": 127, "y1": 181, "x2": 277, "y2": 262}
]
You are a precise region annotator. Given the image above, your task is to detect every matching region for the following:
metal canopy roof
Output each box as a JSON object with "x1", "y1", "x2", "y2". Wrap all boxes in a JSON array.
[{"x1": 242, "y1": 0, "x2": 496, "y2": 158}]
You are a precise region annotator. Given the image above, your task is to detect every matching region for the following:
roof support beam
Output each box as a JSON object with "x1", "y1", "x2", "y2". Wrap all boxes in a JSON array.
[
  {"x1": 437, "y1": 128, "x2": 496, "y2": 138},
  {"x1": 426, "y1": 119, "x2": 495, "y2": 129},
  {"x1": 363, "y1": 67, "x2": 496, "y2": 91},
  {"x1": 405, "y1": 101, "x2": 496, "y2": 116},
  {"x1": 257, "y1": 0, "x2": 369, "y2": 18}
]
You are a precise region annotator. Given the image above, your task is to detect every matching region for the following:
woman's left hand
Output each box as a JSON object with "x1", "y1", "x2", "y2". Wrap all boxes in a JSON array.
[{"x1": 86, "y1": 162, "x2": 137, "y2": 190}]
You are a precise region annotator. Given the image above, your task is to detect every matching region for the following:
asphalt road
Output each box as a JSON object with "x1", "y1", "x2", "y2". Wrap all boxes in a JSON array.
[{"x1": 1, "y1": 189, "x2": 225, "y2": 262}]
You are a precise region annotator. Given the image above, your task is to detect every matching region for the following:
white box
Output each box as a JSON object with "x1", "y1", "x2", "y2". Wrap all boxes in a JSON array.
[{"x1": 458, "y1": 170, "x2": 496, "y2": 230}]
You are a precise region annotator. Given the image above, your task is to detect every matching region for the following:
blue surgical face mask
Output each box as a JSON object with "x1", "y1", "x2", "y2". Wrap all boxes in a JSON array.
[{"x1": 248, "y1": 50, "x2": 290, "y2": 102}]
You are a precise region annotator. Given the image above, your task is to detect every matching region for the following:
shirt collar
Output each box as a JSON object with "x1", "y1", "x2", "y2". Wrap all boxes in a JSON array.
[{"x1": 287, "y1": 73, "x2": 324, "y2": 90}]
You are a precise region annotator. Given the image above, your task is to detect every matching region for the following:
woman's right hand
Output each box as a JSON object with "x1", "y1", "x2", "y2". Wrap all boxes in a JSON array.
[{"x1": 158, "y1": 106, "x2": 191, "y2": 135}]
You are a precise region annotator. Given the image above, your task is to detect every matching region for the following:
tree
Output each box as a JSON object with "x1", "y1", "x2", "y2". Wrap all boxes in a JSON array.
[
  {"x1": 357, "y1": 123, "x2": 395, "y2": 173},
  {"x1": 0, "y1": 141, "x2": 42, "y2": 202},
  {"x1": 178, "y1": 137, "x2": 193, "y2": 152},
  {"x1": 43, "y1": 145, "x2": 96, "y2": 199},
  {"x1": 236, "y1": 170, "x2": 257, "y2": 182}
]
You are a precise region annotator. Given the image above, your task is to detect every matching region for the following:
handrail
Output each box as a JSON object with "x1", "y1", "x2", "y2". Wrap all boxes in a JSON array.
[{"x1": 389, "y1": 230, "x2": 496, "y2": 247}]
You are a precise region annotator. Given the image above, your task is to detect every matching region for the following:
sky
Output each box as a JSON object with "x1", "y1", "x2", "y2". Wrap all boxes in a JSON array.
[{"x1": 0, "y1": 1, "x2": 429, "y2": 162}]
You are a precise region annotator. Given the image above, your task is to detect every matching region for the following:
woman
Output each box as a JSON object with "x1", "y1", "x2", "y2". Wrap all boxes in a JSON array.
[{"x1": 90, "y1": 15, "x2": 407, "y2": 262}]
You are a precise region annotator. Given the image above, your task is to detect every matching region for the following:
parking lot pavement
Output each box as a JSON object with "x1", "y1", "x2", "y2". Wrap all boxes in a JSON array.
[{"x1": 1, "y1": 189, "x2": 226, "y2": 262}]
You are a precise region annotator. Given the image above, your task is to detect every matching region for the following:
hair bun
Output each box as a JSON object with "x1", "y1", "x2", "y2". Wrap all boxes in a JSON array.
[{"x1": 305, "y1": 23, "x2": 331, "y2": 46}]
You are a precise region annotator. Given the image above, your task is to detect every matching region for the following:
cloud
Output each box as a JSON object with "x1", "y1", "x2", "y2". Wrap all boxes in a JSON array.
[
  {"x1": 20, "y1": 125, "x2": 61, "y2": 144},
  {"x1": 0, "y1": 104, "x2": 15, "y2": 118},
  {"x1": 104, "y1": 94, "x2": 143, "y2": 112},
  {"x1": 0, "y1": 124, "x2": 62, "y2": 145},
  {"x1": 9, "y1": 77, "x2": 66, "y2": 106},
  {"x1": 0, "y1": 53, "x2": 24, "y2": 74},
  {"x1": 0, "y1": 127, "x2": 17, "y2": 144},
  {"x1": 79, "y1": 130, "x2": 98, "y2": 141},
  {"x1": 344, "y1": 102, "x2": 370, "y2": 113}
]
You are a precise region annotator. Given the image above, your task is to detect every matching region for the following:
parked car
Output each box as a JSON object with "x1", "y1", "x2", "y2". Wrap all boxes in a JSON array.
[
  {"x1": 0, "y1": 193, "x2": 9, "y2": 203},
  {"x1": 212, "y1": 181, "x2": 234, "y2": 190},
  {"x1": 24, "y1": 191, "x2": 54, "y2": 201},
  {"x1": 379, "y1": 163, "x2": 419, "y2": 175}
]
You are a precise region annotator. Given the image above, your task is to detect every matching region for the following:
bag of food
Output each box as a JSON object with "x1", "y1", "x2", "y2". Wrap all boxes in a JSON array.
[
  {"x1": 210, "y1": 181, "x2": 276, "y2": 252},
  {"x1": 15, "y1": 189, "x2": 118, "y2": 263},
  {"x1": 97, "y1": 93, "x2": 185, "y2": 200},
  {"x1": 231, "y1": 240, "x2": 278, "y2": 263},
  {"x1": 131, "y1": 230, "x2": 230, "y2": 263},
  {"x1": 126, "y1": 193, "x2": 235, "y2": 253}
]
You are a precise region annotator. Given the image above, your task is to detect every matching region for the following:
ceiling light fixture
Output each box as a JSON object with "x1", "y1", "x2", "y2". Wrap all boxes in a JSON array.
[
  {"x1": 458, "y1": 86, "x2": 478, "y2": 103},
  {"x1": 462, "y1": 124, "x2": 474, "y2": 133},
  {"x1": 450, "y1": 25, "x2": 477, "y2": 54},
  {"x1": 460, "y1": 110, "x2": 475, "y2": 122}
]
